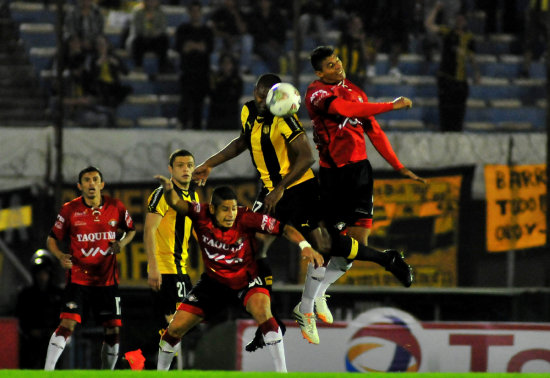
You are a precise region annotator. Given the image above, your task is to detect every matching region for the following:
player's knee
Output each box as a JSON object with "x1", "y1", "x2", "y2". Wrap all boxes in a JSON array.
[
  {"x1": 104, "y1": 326, "x2": 120, "y2": 335},
  {"x1": 329, "y1": 256, "x2": 353, "y2": 271},
  {"x1": 60, "y1": 318, "x2": 77, "y2": 331},
  {"x1": 331, "y1": 234, "x2": 360, "y2": 261}
]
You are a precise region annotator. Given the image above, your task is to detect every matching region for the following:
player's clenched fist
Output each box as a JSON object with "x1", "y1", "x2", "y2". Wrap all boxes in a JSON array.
[{"x1": 392, "y1": 96, "x2": 412, "y2": 110}]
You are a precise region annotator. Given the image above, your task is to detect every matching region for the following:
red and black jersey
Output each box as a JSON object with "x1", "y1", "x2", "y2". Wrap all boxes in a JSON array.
[
  {"x1": 305, "y1": 78, "x2": 404, "y2": 170},
  {"x1": 187, "y1": 202, "x2": 282, "y2": 290},
  {"x1": 50, "y1": 195, "x2": 135, "y2": 287}
]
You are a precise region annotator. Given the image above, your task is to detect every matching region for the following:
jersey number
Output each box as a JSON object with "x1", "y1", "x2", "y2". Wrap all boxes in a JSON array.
[{"x1": 177, "y1": 281, "x2": 186, "y2": 299}]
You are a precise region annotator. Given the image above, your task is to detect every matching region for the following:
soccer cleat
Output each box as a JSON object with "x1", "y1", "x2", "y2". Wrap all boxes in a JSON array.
[
  {"x1": 314, "y1": 295, "x2": 333, "y2": 324},
  {"x1": 245, "y1": 327, "x2": 266, "y2": 353},
  {"x1": 384, "y1": 249, "x2": 414, "y2": 287},
  {"x1": 292, "y1": 303, "x2": 319, "y2": 344}
]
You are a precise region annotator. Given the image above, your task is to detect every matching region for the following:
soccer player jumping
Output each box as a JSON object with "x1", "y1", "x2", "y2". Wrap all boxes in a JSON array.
[{"x1": 294, "y1": 45, "x2": 426, "y2": 341}]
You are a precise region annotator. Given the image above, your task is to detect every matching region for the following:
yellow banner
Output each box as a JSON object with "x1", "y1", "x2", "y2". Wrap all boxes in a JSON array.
[
  {"x1": 485, "y1": 164, "x2": 546, "y2": 252},
  {"x1": 300, "y1": 174, "x2": 464, "y2": 287},
  {"x1": 0, "y1": 206, "x2": 32, "y2": 231}
]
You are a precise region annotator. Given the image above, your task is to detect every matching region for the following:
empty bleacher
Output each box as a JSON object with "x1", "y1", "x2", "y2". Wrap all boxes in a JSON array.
[{"x1": 9, "y1": 1, "x2": 547, "y2": 131}]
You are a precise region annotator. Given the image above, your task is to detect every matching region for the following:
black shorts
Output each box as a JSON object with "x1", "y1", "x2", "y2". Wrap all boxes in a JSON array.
[
  {"x1": 253, "y1": 178, "x2": 321, "y2": 236},
  {"x1": 60, "y1": 283, "x2": 122, "y2": 327},
  {"x1": 151, "y1": 274, "x2": 193, "y2": 320},
  {"x1": 319, "y1": 159, "x2": 374, "y2": 232},
  {"x1": 178, "y1": 272, "x2": 269, "y2": 320}
]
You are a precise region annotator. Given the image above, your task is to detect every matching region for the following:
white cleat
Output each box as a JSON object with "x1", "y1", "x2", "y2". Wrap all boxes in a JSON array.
[
  {"x1": 292, "y1": 303, "x2": 319, "y2": 344},
  {"x1": 314, "y1": 295, "x2": 333, "y2": 324}
]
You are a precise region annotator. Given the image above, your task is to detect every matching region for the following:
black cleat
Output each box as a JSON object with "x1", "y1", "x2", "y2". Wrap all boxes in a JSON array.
[
  {"x1": 245, "y1": 327, "x2": 266, "y2": 352},
  {"x1": 384, "y1": 249, "x2": 413, "y2": 287}
]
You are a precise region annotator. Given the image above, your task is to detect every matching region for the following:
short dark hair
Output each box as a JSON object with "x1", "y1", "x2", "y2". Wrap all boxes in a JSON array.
[
  {"x1": 78, "y1": 166, "x2": 103, "y2": 183},
  {"x1": 169, "y1": 149, "x2": 195, "y2": 167},
  {"x1": 188, "y1": 0, "x2": 201, "y2": 10},
  {"x1": 310, "y1": 46, "x2": 335, "y2": 71},
  {"x1": 211, "y1": 186, "x2": 238, "y2": 207},
  {"x1": 255, "y1": 73, "x2": 281, "y2": 93}
]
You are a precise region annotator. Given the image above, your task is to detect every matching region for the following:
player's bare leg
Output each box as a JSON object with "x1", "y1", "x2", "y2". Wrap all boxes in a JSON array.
[
  {"x1": 246, "y1": 234, "x2": 287, "y2": 353},
  {"x1": 158, "y1": 310, "x2": 202, "y2": 370},
  {"x1": 247, "y1": 292, "x2": 287, "y2": 372}
]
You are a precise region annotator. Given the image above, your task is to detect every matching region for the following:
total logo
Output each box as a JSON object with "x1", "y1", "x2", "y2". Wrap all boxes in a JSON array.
[
  {"x1": 345, "y1": 308, "x2": 421, "y2": 372},
  {"x1": 343, "y1": 307, "x2": 550, "y2": 373}
]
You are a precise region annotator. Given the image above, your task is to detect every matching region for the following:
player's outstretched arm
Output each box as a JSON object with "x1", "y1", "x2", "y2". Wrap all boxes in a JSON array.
[
  {"x1": 154, "y1": 175, "x2": 190, "y2": 215},
  {"x1": 282, "y1": 224, "x2": 324, "y2": 267},
  {"x1": 193, "y1": 135, "x2": 248, "y2": 186}
]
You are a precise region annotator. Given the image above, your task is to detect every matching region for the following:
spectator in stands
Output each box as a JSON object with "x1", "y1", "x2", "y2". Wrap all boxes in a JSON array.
[
  {"x1": 521, "y1": 0, "x2": 550, "y2": 78},
  {"x1": 88, "y1": 35, "x2": 133, "y2": 109},
  {"x1": 299, "y1": 0, "x2": 332, "y2": 47},
  {"x1": 363, "y1": 0, "x2": 414, "y2": 80},
  {"x1": 208, "y1": 0, "x2": 253, "y2": 73},
  {"x1": 16, "y1": 250, "x2": 63, "y2": 369},
  {"x1": 127, "y1": 0, "x2": 170, "y2": 73},
  {"x1": 64, "y1": 0, "x2": 104, "y2": 54},
  {"x1": 208, "y1": 53, "x2": 243, "y2": 130},
  {"x1": 247, "y1": 0, "x2": 288, "y2": 74},
  {"x1": 174, "y1": 1, "x2": 213, "y2": 130},
  {"x1": 50, "y1": 35, "x2": 113, "y2": 127},
  {"x1": 425, "y1": 1, "x2": 481, "y2": 132},
  {"x1": 335, "y1": 13, "x2": 367, "y2": 88}
]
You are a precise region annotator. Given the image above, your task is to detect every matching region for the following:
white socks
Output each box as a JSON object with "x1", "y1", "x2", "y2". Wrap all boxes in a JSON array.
[
  {"x1": 44, "y1": 333, "x2": 67, "y2": 371},
  {"x1": 300, "y1": 263, "x2": 326, "y2": 314},
  {"x1": 263, "y1": 327, "x2": 287, "y2": 372},
  {"x1": 158, "y1": 339, "x2": 181, "y2": 370},
  {"x1": 101, "y1": 342, "x2": 119, "y2": 370},
  {"x1": 300, "y1": 257, "x2": 352, "y2": 314}
]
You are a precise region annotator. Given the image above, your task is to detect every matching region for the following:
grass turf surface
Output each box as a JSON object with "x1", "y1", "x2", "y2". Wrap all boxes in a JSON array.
[{"x1": 2, "y1": 372, "x2": 550, "y2": 378}]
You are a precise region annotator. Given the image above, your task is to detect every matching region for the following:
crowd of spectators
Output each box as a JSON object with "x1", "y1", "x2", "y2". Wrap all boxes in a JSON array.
[{"x1": 40, "y1": 0, "x2": 541, "y2": 130}]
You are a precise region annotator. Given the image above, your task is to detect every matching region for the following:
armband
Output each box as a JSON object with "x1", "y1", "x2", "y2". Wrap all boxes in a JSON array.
[{"x1": 298, "y1": 240, "x2": 312, "y2": 250}]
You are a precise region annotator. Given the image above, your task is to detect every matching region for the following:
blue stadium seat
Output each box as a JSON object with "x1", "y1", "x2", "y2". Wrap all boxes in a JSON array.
[{"x1": 10, "y1": 2, "x2": 56, "y2": 24}]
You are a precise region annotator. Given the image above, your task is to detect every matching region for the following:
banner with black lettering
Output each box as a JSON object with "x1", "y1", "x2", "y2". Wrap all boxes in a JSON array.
[
  {"x1": 299, "y1": 166, "x2": 474, "y2": 287},
  {"x1": 60, "y1": 166, "x2": 472, "y2": 288},
  {"x1": 485, "y1": 164, "x2": 546, "y2": 252}
]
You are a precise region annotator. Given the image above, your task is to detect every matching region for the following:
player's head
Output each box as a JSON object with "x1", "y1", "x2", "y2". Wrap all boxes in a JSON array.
[
  {"x1": 209, "y1": 186, "x2": 238, "y2": 228},
  {"x1": 78, "y1": 166, "x2": 103, "y2": 183},
  {"x1": 311, "y1": 46, "x2": 345, "y2": 84},
  {"x1": 254, "y1": 73, "x2": 281, "y2": 114},
  {"x1": 77, "y1": 166, "x2": 104, "y2": 200},
  {"x1": 169, "y1": 149, "x2": 195, "y2": 189}
]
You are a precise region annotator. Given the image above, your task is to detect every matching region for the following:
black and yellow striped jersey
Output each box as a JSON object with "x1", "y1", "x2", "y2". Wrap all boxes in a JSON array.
[
  {"x1": 147, "y1": 183, "x2": 199, "y2": 275},
  {"x1": 240, "y1": 100, "x2": 315, "y2": 191},
  {"x1": 438, "y1": 25, "x2": 475, "y2": 81}
]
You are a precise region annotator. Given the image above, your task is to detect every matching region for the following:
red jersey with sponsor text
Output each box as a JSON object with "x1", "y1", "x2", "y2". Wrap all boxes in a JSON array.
[
  {"x1": 305, "y1": 78, "x2": 403, "y2": 170},
  {"x1": 50, "y1": 195, "x2": 135, "y2": 286},
  {"x1": 187, "y1": 202, "x2": 282, "y2": 290}
]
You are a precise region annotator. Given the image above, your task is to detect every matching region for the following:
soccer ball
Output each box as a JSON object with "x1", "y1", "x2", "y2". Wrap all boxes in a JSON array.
[{"x1": 266, "y1": 82, "x2": 301, "y2": 117}]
